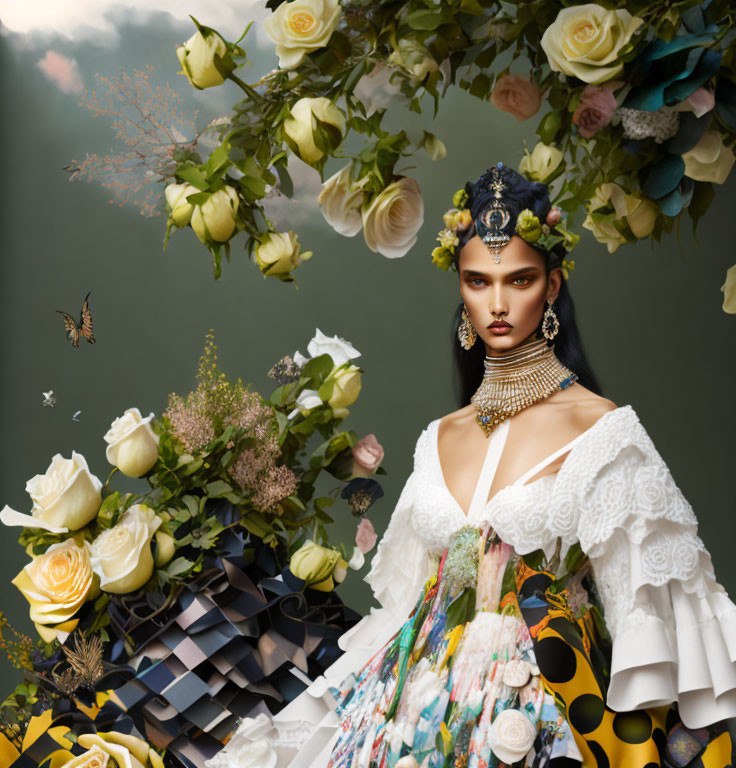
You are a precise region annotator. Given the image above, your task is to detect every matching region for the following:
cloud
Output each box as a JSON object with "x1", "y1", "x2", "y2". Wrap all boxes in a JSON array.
[
  {"x1": 1, "y1": 1, "x2": 270, "y2": 46},
  {"x1": 37, "y1": 50, "x2": 84, "y2": 93},
  {"x1": 261, "y1": 157, "x2": 323, "y2": 228}
]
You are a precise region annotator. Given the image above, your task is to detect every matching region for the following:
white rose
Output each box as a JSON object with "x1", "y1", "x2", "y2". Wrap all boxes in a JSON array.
[
  {"x1": 585, "y1": 182, "x2": 657, "y2": 243},
  {"x1": 488, "y1": 709, "x2": 537, "y2": 764},
  {"x1": 90, "y1": 504, "x2": 161, "y2": 594},
  {"x1": 177, "y1": 29, "x2": 228, "y2": 90},
  {"x1": 353, "y1": 62, "x2": 410, "y2": 117},
  {"x1": 283, "y1": 97, "x2": 345, "y2": 165},
  {"x1": 205, "y1": 714, "x2": 277, "y2": 768},
  {"x1": 165, "y1": 182, "x2": 197, "y2": 228},
  {"x1": 293, "y1": 350, "x2": 310, "y2": 367},
  {"x1": 286, "y1": 388, "x2": 323, "y2": 420},
  {"x1": 518, "y1": 142, "x2": 564, "y2": 183},
  {"x1": 306, "y1": 327, "x2": 360, "y2": 367},
  {"x1": 191, "y1": 186, "x2": 240, "y2": 245},
  {"x1": 254, "y1": 230, "x2": 313, "y2": 277},
  {"x1": 721, "y1": 264, "x2": 736, "y2": 314},
  {"x1": 104, "y1": 408, "x2": 160, "y2": 478},
  {"x1": 318, "y1": 165, "x2": 365, "y2": 237},
  {"x1": 682, "y1": 130, "x2": 735, "y2": 184},
  {"x1": 264, "y1": 0, "x2": 341, "y2": 71},
  {"x1": 541, "y1": 5, "x2": 643, "y2": 84},
  {"x1": 21, "y1": 451, "x2": 102, "y2": 532},
  {"x1": 362, "y1": 176, "x2": 424, "y2": 258}
]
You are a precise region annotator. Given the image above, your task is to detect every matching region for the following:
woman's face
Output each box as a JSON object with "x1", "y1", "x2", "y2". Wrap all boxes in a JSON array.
[{"x1": 458, "y1": 234, "x2": 562, "y2": 356}]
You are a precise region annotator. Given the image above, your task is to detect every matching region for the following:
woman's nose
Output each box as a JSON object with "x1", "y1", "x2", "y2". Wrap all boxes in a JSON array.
[{"x1": 489, "y1": 285, "x2": 508, "y2": 316}]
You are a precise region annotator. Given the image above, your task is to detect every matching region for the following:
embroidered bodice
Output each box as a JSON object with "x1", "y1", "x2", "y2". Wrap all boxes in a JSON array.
[{"x1": 353, "y1": 404, "x2": 736, "y2": 730}]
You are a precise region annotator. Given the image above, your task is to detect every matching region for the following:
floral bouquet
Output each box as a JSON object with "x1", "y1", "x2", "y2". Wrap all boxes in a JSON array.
[{"x1": 0, "y1": 329, "x2": 383, "y2": 767}]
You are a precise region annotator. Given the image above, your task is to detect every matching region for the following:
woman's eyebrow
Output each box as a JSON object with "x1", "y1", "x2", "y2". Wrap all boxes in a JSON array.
[{"x1": 461, "y1": 266, "x2": 540, "y2": 278}]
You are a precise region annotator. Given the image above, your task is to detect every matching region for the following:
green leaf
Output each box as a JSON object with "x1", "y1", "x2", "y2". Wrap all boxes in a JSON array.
[
  {"x1": 206, "y1": 480, "x2": 233, "y2": 497},
  {"x1": 445, "y1": 586, "x2": 476, "y2": 629},
  {"x1": 164, "y1": 557, "x2": 194, "y2": 577},
  {"x1": 177, "y1": 165, "x2": 209, "y2": 190},
  {"x1": 406, "y1": 7, "x2": 455, "y2": 30},
  {"x1": 302, "y1": 354, "x2": 334, "y2": 384}
]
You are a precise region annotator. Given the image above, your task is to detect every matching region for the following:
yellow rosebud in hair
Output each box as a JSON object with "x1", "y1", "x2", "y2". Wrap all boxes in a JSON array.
[
  {"x1": 452, "y1": 189, "x2": 468, "y2": 208},
  {"x1": 515, "y1": 209, "x2": 542, "y2": 242},
  {"x1": 437, "y1": 229, "x2": 459, "y2": 250},
  {"x1": 431, "y1": 246, "x2": 454, "y2": 271}
]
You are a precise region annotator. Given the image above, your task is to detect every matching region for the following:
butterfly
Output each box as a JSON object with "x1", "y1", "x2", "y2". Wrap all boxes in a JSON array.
[{"x1": 57, "y1": 292, "x2": 95, "y2": 347}]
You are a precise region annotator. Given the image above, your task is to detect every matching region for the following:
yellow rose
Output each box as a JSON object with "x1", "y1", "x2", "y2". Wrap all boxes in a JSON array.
[
  {"x1": 62, "y1": 745, "x2": 109, "y2": 768},
  {"x1": 254, "y1": 230, "x2": 313, "y2": 277},
  {"x1": 437, "y1": 228, "x2": 459, "y2": 250},
  {"x1": 12, "y1": 538, "x2": 93, "y2": 641},
  {"x1": 541, "y1": 5, "x2": 643, "y2": 84},
  {"x1": 76, "y1": 732, "x2": 164, "y2": 768},
  {"x1": 587, "y1": 182, "x2": 658, "y2": 240},
  {"x1": 582, "y1": 212, "x2": 627, "y2": 253},
  {"x1": 264, "y1": 0, "x2": 341, "y2": 70},
  {"x1": 682, "y1": 130, "x2": 735, "y2": 184},
  {"x1": 442, "y1": 208, "x2": 472, "y2": 231},
  {"x1": 154, "y1": 531, "x2": 176, "y2": 567},
  {"x1": 190, "y1": 186, "x2": 240, "y2": 245},
  {"x1": 721, "y1": 264, "x2": 736, "y2": 314},
  {"x1": 283, "y1": 96, "x2": 346, "y2": 164},
  {"x1": 89, "y1": 504, "x2": 161, "y2": 594},
  {"x1": 518, "y1": 142, "x2": 564, "y2": 183},
  {"x1": 362, "y1": 176, "x2": 424, "y2": 259},
  {"x1": 24, "y1": 452, "x2": 102, "y2": 532},
  {"x1": 104, "y1": 408, "x2": 160, "y2": 478},
  {"x1": 176, "y1": 29, "x2": 228, "y2": 90},
  {"x1": 164, "y1": 182, "x2": 197, "y2": 228},
  {"x1": 318, "y1": 165, "x2": 365, "y2": 237},
  {"x1": 326, "y1": 364, "x2": 362, "y2": 418},
  {"x1": 290, "y1": 539, "x2": 340, "y2": 591},
  {"x1": 388, "y1": 38, "x2": 438, "y2": 81}
]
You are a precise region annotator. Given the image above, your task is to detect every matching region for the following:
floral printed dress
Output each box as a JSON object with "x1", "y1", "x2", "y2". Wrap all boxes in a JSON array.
[{"x1": 236, "y1": 405, "x2": 736, "y2": 768}]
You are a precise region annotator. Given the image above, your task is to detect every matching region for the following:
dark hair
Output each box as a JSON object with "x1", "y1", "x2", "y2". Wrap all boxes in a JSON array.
[{"x1": 451, "y1": 163, "x2": 603, "y2": 406}]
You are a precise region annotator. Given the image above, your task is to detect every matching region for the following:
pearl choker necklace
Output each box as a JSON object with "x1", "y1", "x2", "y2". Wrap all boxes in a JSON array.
[{"x1": 470, "y1": 336, "x2": 578, "y2": 437}]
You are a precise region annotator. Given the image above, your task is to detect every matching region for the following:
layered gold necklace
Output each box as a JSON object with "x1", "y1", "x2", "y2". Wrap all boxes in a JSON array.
[{"x1": 470, "y1": 336, "x2": 578, "y2": 437}]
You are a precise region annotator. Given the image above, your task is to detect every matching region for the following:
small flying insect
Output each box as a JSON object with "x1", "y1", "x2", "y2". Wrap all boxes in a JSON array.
[{"x1": 57, "y1": 292, "x2": 95, "y2": 347}]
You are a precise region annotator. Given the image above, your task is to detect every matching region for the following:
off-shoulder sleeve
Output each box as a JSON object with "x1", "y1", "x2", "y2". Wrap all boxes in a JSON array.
[
  {"x1": 575, "y1": 408, "x2": 736, "y2": 729},
  {"x1": 335, "y1": 426, "x2": 431, "y2": 659}
]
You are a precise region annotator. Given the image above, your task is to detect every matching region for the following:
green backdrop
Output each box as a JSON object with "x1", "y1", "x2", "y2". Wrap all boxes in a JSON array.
[{"x1": 1, "y1": 12, "x2": 735, "y2": 730}]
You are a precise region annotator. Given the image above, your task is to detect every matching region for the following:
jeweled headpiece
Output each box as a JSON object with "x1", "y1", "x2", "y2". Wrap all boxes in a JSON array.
[
  {"x1": 476, "y1": 162, "x2": 511, "y2": 263},
  {"x1": 430, "y1": 161, "x2": 580, "y2": 278}
]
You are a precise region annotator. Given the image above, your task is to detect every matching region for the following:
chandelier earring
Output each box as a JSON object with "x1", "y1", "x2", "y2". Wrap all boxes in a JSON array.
[
  {"x1": 458, "y1": 305, "x2": 477, "y2": 350},
  {"x1": 541, "y1": 301, "x2": 560, "y2": 341}
]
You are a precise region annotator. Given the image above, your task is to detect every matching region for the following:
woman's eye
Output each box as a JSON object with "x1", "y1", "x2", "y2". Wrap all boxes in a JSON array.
[
  {"x1": 469, "y1": 278, "x2": 486, "y2": 287},
  {"x1": 512, "y1": 276, "x2": 531, "y2": 286}
]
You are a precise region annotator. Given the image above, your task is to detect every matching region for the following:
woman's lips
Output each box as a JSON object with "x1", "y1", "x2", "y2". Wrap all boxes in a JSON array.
[{"x1": 489, "y1": 326, "x2": 512, "y2": 334}]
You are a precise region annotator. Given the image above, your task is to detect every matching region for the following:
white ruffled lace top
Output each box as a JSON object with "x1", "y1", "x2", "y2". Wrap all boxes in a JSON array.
[{"x1": 214, "y1": 404, "x2": 736, "y2": 768}]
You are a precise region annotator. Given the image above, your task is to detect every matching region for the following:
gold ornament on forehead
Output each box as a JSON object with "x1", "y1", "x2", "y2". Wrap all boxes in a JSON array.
[{"x1": 478, "y1": 163, "x2": 512, "y2": 263}]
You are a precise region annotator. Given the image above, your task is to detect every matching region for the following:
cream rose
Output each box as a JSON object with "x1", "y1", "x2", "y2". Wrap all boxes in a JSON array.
[
  {"x1": 721, "y1": 264, "x2": 736, "y2": 314},
  {"x1": 90, "y1": 504, "x2": 161, "y2": 594},
  {"x1": 63, "y1": 745, "x2": 109, "y2": 768},
  {"x1": 541, "y1": 5, "x2": 643, "y2": 84},
  {"x1": 488, "y1": 709, "x2": 537, "y2": 764},
  {"x1": 12, "y1": 538, "x2": 93, "y2": 640},
  {"x1": 164, "y1": 182, "x2": 197, "y2": 228},
  {"x1": 254, "y1": 230, "x2": 313, "y2": 277},
  {"x1": 682, "y1": 130, "x2": 735, "y2": 184},
  {"x1": 362, "y1": 176, "x2": 424, "y2": 259},
  {"x1": 490, "y1": 74, "x2": 542, "y2": 121},
  {"x1": 518, "y1": 142, "x2": 564, "y2": 183},
  {"x1": 351, "y1": 434, "x2": 384, "y2": 477},
  {"x1": 191, "y1": 186, "x2": 240, "y2": 245},
  {"x1": 104, "y1": 408, "x2": 160, "y2": 478},
  {"x1": 326, "y1": 364, "x2": 362, "y2": 417},
  {"x1": 264, "y1": 0, "x2": 341, "y2": 71},
  {"x1": 177, "y1": 29, "x2": 228, "y2": 90},
  {"x1": 583, "y1": 182, "x2": 657, "y2": 248},
  {"x1": 582, "y1": 213, "x2": 627, "y2": 253},
  {"x1": 76, "y1": 732, "x2": 164, "y2": 768},
  {"x1": 283, "y1": 97, "x2": 346, "y2": 164},
  {"x1": 290, "y1": 539, "x2": 341, "y2": 591},
  {"x1": 388, "y1": 38, "x2": 438, "y2": 81},
  {"x1": 24, "y1": 451, "x2": 102, "y2": 531},
  {"x1": 318, "y1": 165, "x2": 365, "y2": 237}
]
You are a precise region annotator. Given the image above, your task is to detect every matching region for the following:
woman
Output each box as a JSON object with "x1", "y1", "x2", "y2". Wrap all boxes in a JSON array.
[{"x1": 211, "y1": 164, "x2": 736, "y2": 768}]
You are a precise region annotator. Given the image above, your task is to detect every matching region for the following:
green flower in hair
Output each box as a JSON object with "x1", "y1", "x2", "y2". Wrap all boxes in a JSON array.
[
  {"x1": 515, "y1": 209, "x2": 543, "y2": 242},
  {"x1": 452, "y1": 188, "x2": 468, "y2": 208}
]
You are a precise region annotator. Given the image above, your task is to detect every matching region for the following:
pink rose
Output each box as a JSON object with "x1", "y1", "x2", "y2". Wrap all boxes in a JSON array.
[
  {"x1": 351, "y1": 434, "x2": 384, "y2": 477},
  {"x1": 573, "y1": 85, "x2": 617, "y2": 139},
  {"x1": 355, "y1": 518, "x2": 377, "y2": 554},
  {"x1": 546, "y1": 206, "x2": 562, "y2": 227},
  {"x1": 684, "y1": 87, "x2": 715, "y2": 118},
  {"x1": 490, "y1": 74, "x2": 542, "y2": 122}
]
